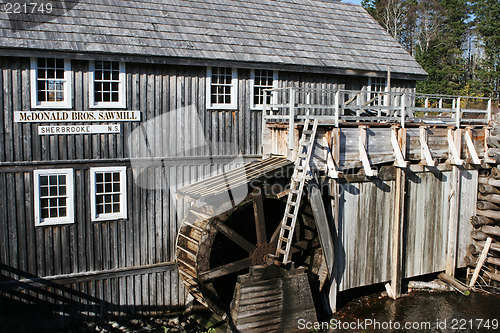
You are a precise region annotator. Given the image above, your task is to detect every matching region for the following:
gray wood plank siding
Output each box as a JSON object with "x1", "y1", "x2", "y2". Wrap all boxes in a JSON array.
[
  {"x1": 1, "y1": 55, "x2": 390, "y2": 328},
  {"x1": 335, "y1": 170, "x2": 476, "y2": 292}
]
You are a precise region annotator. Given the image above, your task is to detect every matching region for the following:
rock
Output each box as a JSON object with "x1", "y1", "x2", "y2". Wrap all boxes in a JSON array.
[
  {"x1": 110, "y1": 321, "x2": 120, "y2": 329},
  {"x1": 154, "y1": 318, "x2": 163, "y2": 325},
  {"x1": 130, "y1": 319, "x2": 139, "y2": 326},
  {"x1": 169, "y1": 317, "x2": 179, "y2": 326}
]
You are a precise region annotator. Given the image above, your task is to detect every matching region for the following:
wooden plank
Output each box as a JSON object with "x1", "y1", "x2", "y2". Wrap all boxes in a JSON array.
[
  {"x1": 358, "y1": 126, "x2": 376, "y2": 177},
  {"x1": 469, "y1": 237, "x2": 492, "y2": 287},
  {"x1": 465, "y1": 128, "x2": 481, "y2": 164},
  {"x1": 445, "y1": 165, "x2": 461, "y2": 276},
  {"x1": 252, "y1": 193, "x2": 267, "y2": 245},
  {"x1": 389, "y1": 127, "x2": 406, "y2": 299},
  {"x1": 309, "y1": 184, "x2": 334, "y2": 276},
  {"x1": 419, "y1": 126, "x2": 435, "y2": 166}
]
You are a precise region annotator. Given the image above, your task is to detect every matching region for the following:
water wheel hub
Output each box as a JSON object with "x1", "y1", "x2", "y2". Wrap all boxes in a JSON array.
[{"x1": 251, "y1": 243, "x2": 275, "y2": 266}]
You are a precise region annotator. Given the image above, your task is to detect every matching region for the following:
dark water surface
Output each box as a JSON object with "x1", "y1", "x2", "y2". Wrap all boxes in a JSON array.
[{"x1": 327, "y1": 291, "x2": 500, "y2": 332}]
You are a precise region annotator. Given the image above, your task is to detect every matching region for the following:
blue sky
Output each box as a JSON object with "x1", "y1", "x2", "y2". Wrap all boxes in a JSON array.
[{"x1": 345, "y1": 0, "x2": 363, "y2": 5}]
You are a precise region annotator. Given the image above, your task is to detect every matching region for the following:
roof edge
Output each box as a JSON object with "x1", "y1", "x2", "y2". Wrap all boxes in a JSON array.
[{"x1": 0, "y1": 47, "x2": 428, "y2": 81}]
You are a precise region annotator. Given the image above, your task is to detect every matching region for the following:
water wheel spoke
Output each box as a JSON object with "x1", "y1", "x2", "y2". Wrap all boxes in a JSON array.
[
  {"x1": 269, "y1": 220, "x2": 284, "y2": 247},
  {"x1": 252, "y1": 193, "x2": 267, "y2": 245},
  {"x1": 199, "y1": 257, "x2": 253, "y2": 282},
  {"x1": 213, "y1": 219, "x2": 256, "y2": 253}
]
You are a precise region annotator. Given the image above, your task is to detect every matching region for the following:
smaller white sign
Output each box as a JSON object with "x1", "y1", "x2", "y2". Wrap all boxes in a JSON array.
[{"x1": 38, "y1": 124, "x2": 121, "y2": 135}]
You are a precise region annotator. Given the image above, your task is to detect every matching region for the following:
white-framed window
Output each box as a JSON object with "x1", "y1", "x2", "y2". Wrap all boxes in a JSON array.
[
  {"x1": 367, "y1": 77, "x2": 387, "y2": 106},
  {"x1": 90, "y1": 166, "x2": 127, "y2": 221},
  {"x1": 89, "y1": 61, "x2": 126, "y2": 108},
  {"x1": 30, "y1": 58, "x2": 72, "y2": 109},
  {"x1": 250, "y1": 69, "x2": 278, "y2": 109},
  {"x1": 34, "y1": 169, "x2": 74, "y2": 226},
  {"x1": 206, "y1": 67, "x2": 238, "y2": 109}
]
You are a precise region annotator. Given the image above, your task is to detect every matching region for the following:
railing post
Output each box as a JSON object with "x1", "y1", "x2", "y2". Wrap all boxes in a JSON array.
[
  {"x1": 400, "y1": 93, "x2": 406, "y2": 128},
  {"x1": 456, "y1": 97, "x2": 461, "y2": 128},
  {"x1": 439, "y1": 98, "x2": 443, "y2": 109},
  {"x1": 334, "y1": 90, "x2": 340, "y2": 128},
  {"x1": 288, "y1": 88, "x2": 295, "y2": 149},
  {"x1": 487, "y1": 99, "x2": 492, "y2": 123}
]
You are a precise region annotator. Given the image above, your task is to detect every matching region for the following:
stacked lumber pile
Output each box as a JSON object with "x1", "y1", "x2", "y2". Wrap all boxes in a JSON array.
[{"x1": 466, "y1": 166, "x2": 500, "y2": 286}]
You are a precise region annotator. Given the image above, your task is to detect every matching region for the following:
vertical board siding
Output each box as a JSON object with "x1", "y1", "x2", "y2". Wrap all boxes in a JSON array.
[{"x1": 338, "y1": 180, "x2": 394, "y2": 291}]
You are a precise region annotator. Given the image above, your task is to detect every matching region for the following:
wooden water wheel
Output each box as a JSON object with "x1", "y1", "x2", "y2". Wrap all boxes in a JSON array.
[{"x1": 175, "y1": 191, "x2": 323, "y2": 319}]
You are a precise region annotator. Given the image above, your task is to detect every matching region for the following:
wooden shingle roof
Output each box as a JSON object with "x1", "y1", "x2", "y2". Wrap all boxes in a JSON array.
[{"x1": 0, "y1": 0, "x2": 426, "y2": 78}]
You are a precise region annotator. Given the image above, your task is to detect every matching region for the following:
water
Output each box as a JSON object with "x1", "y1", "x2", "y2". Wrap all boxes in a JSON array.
[{"x1": 328, "y1": 291, "x2": 500, "y2": 332}]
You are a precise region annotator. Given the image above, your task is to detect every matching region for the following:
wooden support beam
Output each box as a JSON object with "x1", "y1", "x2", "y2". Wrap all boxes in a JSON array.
[
  {"x1": 358, "y1": 126, "x2": 377, "y2": 177},
  {"x1": 484, "y1": 127, "x2": 496, "y2": 163},
  {"x1": 445, "y1": 161, "x2": 462, "y2": 277},
  {"x1": 391, "y1": 127, "x2": 407, "y2": 168},
  {"x1": 388, "y1": 127, "x2": 406, "y2": 299},
  {"x1": 465, "y1": 127, "x2": 481, "y2": 165},
  {"x1": 419, "y1": 127, "x2": 435, "y2": 166},
  {"x1": 469, "y1": 237, "x2": 492, "y2": 287},
  {"x1": 323, "y1": 137, "x2": 341, "y2": 179},
  {"x1": 309, "y1": 185, "x2": 334, "y2": 280},
  {"x1": 329, "y1": 176, "x2": 340, "y2": 314},
  {"x1": 447, "y1": 128, "x2": 463, "y2": 165}
]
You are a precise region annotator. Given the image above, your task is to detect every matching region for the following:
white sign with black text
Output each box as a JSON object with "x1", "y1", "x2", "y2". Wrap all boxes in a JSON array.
[{"x1": 38, "y1": 124, "x2": 121, "y2": 135}]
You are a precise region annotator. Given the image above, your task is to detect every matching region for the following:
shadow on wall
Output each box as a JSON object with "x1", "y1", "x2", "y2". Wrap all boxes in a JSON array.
[{"x1": 0, "y1": 264, "x2": 181, "y2": 333}]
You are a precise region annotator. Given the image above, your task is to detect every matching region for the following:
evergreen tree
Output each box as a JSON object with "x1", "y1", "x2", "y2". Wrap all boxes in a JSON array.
[{"x1": 471, "y1": 0, "x2": 500, "y2": 97}]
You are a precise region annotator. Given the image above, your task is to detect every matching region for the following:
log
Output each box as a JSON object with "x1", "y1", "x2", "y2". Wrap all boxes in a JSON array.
[
  {"x1": 438, "y1": 273, "x2": 470, "y2": 295},
  {"x1": 491, "y1": 167, "x2": 500, "y2": 180},
  {"x1": 483, "y1": 270, "x2": 500, "y2": 283},
  {"x1": 481, "y1": 225, "x2": 500, "y2": 237},
  {"x1": 486, "y1": 136, "x2": 500, "y2": 149},
  {"x1": 476, "y1": 209, "x2": 500, "y2": 221},
  {"x1": 478, "y1": 177, "x2": 500, "y2": 188},
  {"x1": 478, "y1": 193, "x2": 500, "y2": 205},
  {"x1": 408, "y1": 281, "x2": 453, "y2": 292},
  {"x1": 475, "y1": 240, "x2": 500, "y2": 253},
  {"x1": 487, "y1": 148, "x2": 500, "y2": 157},
  {"x1": 471, "y1": 230, "x2": 489, "y2": 241},
  {"x1": 478, "y1": 184, "x2": 500, "y2": 195},
  {"x1": 477, "y1": 201, "x2": 500, "y2": 211},
  {"x1": 465, "y1": 255, "x2": 500, "y2": 266},
  {"x1": 470, "y1": 215, "x2": 494, "y2": 228}
]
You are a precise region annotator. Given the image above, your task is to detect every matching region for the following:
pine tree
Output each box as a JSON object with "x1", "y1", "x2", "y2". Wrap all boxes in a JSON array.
[{"x1": 471, "y1": 0, "x2": 500, "y2": 97}]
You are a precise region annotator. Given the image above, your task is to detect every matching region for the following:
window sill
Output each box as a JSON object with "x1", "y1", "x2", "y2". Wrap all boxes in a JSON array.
[
  {"x1": 92, "y1": 215, "x2": 127, "y2": 222},
  {"x1": 207, "y1": 105, "x2": 238, "y2": 111},
  {"x1": 31, "y1": 104, "x2": 73, "y2": 110},
  {"x1": 89, "y1": 104, "x2": 127, "y2": 109},
  {"x1": 35, "y1": 220, "x2": 74, "y2": 227}
]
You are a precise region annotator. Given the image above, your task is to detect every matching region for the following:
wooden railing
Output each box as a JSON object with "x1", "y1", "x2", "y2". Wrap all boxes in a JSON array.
[{"x1": 262, "y1": 87, "x2": 492, "y2": 141}]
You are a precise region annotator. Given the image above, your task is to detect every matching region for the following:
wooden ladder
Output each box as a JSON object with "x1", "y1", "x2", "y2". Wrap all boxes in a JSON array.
[{"x1": 275, "y1": 118, "x2": 319, "y2": 264}]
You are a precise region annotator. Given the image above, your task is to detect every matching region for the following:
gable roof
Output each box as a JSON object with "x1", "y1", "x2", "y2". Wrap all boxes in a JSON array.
[{"x1": 0, "y1": 0, "x2": 427, "y2": 79}]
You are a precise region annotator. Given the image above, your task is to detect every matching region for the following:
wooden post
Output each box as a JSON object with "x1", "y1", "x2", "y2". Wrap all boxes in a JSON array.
[
  {"x1": 334, "y1": 90, "x2": 340, "y2": 128},
  {"x1": 389, "y1": 127, "x2": 406, "y2": 299},
  {"x1": 487, "y1": 99, "x2": 492, "y2": 123},
  {"x1": 456, "y1": 96, "x2": 461, "y2": 128},
  {"x1": 329, "y1": 128, "x2": 341, "y2": 313},
  {"x1": 446, "y1": 130, "x2": 462, "y2": 276},
  {"x1": 400, "y1": 93, "x2": 406, "y2": 128},
  {"x1": 288, "y1": 87, "x2": 295, "y2": 152}
]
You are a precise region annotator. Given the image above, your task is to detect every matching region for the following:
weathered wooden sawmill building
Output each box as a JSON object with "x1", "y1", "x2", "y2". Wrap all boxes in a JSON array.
[{"x1": 0, "y1": 0, "x2": 495, "y2": 331}]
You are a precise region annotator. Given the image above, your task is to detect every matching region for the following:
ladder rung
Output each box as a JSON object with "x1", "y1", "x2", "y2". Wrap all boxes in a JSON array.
[
  {"x1": 299, "y1": 139, "x2": 312, "y2": 146},
  {"x1": 292, "y1": 176, "x2": 304, "y2": 182},
  {"x1": 290, "y1": 189, "x2": 300, "y2": 194},
  {"x1": 284, "y1": 213, "x2": 295, "y2": 219},
  {"x1": 297, "y1": 153, "x2": 308, "y2": 158},
  {"x1": 279, "y1": 236, "x2": 291, "y2": 242},
  {"x1": 276, "y1": 248, "x2": 287, "y2": 254},
  {"x1": 303, "y1": 130, "x2": 313, "y2": 135},
  {"x1": 287, "y1": 201, "x2": 298, "y2": 206},
  {"x1": 281, "y1": 225, "x2": 292, "y2": 231}
]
